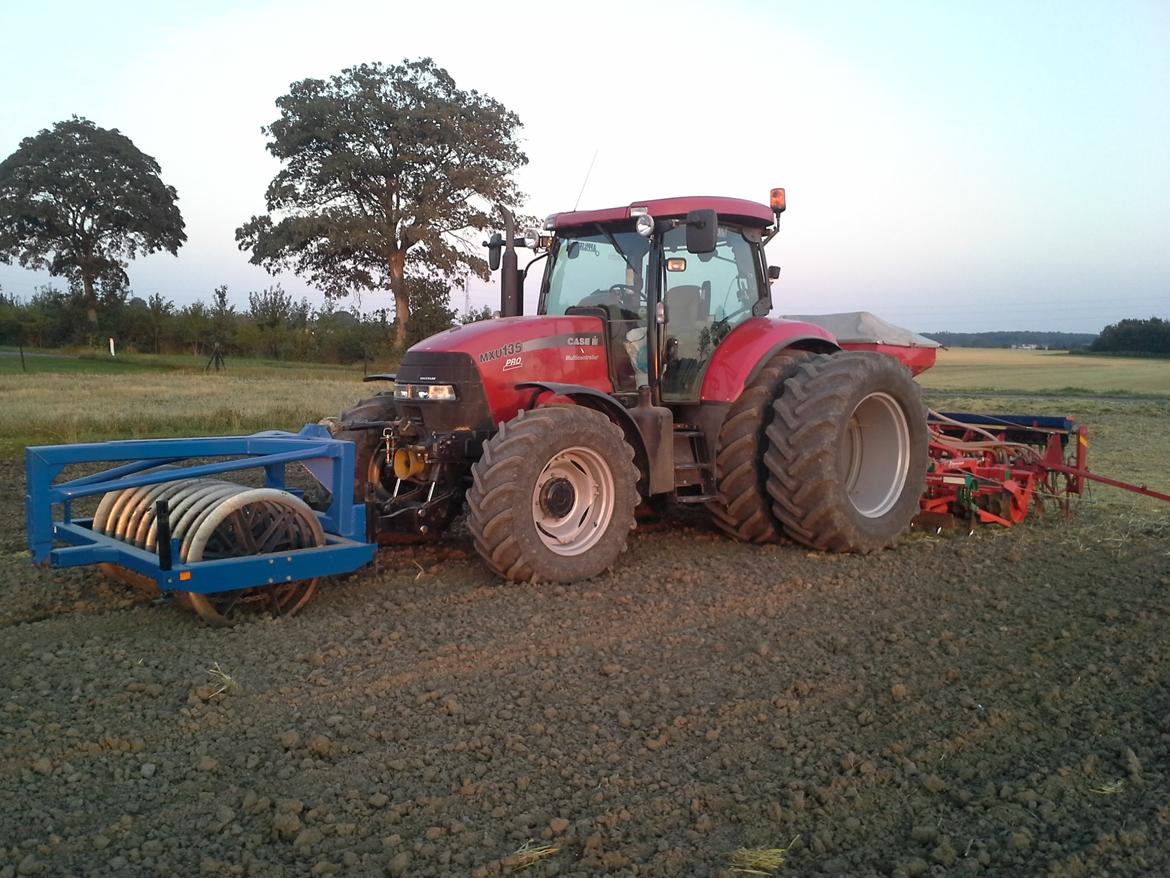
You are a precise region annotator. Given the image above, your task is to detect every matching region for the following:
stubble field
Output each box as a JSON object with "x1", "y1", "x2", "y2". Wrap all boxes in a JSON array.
[{"x1": 1, "y1": 348, "x2": 1168, "y2": 877}]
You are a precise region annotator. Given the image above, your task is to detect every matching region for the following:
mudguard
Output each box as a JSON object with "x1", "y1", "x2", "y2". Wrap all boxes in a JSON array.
[
  {"x1": 515, "y1": 381, "x2": 666, "y2": 495},
  {"x1": 700, "y1": 317, "x2": 839, "y2": 403}
]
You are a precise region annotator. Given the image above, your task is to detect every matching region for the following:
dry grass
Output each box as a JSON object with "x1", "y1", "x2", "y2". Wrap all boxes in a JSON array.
[
  {"x1": 918, "y1": 348, "x2": 1170, "y2": 396},
  {"x1": 0, "y1": 368, "x2": 373, "y2": 456}
]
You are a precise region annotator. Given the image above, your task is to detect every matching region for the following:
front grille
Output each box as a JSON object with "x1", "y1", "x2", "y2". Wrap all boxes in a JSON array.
[{"x1": 396, "y1": 351, "x2": 491, "y2": 433}]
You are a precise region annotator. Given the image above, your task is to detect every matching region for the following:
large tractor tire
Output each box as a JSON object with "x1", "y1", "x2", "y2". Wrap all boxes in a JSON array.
[
  {"x1": 709, "y1": 349, "x2": 816, "y2": 542},
  {"x1": 764, "y1": 352, "x2": 927, "y2": 552},
  {"x1": 466, "y1": 406, "x2": 639, "y2": 583}
]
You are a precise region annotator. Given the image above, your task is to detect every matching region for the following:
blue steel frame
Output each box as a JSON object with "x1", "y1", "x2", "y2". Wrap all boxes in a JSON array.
[{"x1": 25, "y1": 425, "x2": 375, "y2": 595}]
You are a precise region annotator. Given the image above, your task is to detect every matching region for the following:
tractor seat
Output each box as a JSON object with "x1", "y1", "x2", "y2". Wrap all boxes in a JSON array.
[{"x1": 665, "y1": 284, "x2": 711, "y2": 357}]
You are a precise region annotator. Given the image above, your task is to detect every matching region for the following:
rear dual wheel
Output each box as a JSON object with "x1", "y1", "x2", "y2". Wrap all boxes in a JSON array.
[
  {"x1": 709, "y1": 349, "x2": 816, "y2": 542},
  {"x1": 764, "y1": 352, "x2": 928, "y2": 552}
]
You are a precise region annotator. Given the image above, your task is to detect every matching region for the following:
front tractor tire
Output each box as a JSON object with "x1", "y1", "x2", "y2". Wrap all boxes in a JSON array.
[
  {"x1": 764, "y1": 352, "x2": 928, "y2": 553},
  {"x1": 466, "y1": 406, "x2": 638, "y2": 583}
]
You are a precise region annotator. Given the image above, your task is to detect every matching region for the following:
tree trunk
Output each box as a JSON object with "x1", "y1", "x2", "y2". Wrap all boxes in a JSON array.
[
  {"x1": 82, "y1": 271, "x2": 98, "y2": 325},
  {"x1": 388, "y1": 250, "x2": 408, "y2": 350}
]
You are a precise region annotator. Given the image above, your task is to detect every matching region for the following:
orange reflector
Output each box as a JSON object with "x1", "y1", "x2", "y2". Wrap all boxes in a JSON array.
[
  {"x1": 770, "y1": 188, "x2": 786, "y2": 212},
  {"x1": 179, "y1": 571, "x2": 192, "y2": 582}
]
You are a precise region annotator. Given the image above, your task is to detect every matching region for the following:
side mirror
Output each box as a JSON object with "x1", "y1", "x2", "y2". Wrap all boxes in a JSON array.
[
  {"x1": 685, "y1": 209, "x2": 718, "y2": 254},
  {"x1": 485, "y1": 232, "x2": 503, "y2": 272},
  {"x1": 767, "y1": 265, "x2": 781, "y2": 281}
]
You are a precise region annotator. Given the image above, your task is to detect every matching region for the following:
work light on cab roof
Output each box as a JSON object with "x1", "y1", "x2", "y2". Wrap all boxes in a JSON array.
[{"x1": 770, "y1": 187, "x2": 786, "y2": 214}]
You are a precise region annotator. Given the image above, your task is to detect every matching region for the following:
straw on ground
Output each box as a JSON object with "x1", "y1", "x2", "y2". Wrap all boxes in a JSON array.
[
  {"x1": 207, "y1": 662, "x2": 239, "y2": 697},
  {"x1": 728, "y1": 837, "x2": 799, "y2": 875}
]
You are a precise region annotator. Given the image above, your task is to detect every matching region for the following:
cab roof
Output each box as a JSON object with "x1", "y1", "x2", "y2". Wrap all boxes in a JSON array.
[{"x1": 548, "y1": 196, "x2": 774, "y2": 230}]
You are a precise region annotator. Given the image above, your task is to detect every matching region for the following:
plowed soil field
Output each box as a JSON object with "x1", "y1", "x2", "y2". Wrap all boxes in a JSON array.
[{"x1": 2, "y1": 393, "x2": 1169, "y2": 878}]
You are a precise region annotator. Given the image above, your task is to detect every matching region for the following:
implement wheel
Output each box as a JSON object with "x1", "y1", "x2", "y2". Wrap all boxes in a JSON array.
[
  {"x1": 180, "y1": 491, "x2": 325, "y2": 626},
  {"x1": 466, "y1": 407, "x2": 638, "y2": 583},
  {"x1": 709, "y1": 348, "x2": 816, "y2": 542},
  {"x1": 764, "y1": 352, "x2": 927, "y2": 552}
]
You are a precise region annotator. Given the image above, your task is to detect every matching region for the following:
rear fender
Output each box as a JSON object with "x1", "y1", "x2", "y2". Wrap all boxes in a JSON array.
[
  {"x1": 701, "y1": 317, "x2": 840, "y2": 403},
  {"x1": 516, "y1": 381, "x2": 651, "y2": 493}
]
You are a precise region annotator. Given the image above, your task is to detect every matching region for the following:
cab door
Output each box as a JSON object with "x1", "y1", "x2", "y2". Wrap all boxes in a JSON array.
[{"x1": 659, "y1": 224, "x2": 765, "y2": 400}]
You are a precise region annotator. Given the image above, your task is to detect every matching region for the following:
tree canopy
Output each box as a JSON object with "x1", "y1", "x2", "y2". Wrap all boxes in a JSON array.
[
  {"x1": 0, "y1": 117, "x2": 186, "y2": 323},
  {"x1": 236, "y1": 57, "x2": 527, "y2": 348},
  {"x1": 1090, "y1": 317, "x2": 1170, "y2": 355}
]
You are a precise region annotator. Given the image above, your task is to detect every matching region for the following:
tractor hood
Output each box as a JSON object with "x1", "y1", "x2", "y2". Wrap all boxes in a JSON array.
[
  {"x1": 410, "y1": 315, "x2": 612, "y2": 386},
  {"x1": 401, "y1": 315, "x2": 616, "y2": 425}
]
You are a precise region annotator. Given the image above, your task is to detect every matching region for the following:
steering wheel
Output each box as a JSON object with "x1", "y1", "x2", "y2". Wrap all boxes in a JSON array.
[
  {"x1": 607, "y1": 283, "x2": 646, "y2": 309},
  {"x1": 578, "y1": 284, "x2": 645, "y2": 321},
  {"x1": 603, "y1": 285, "x2": 650, "y2": 320}
]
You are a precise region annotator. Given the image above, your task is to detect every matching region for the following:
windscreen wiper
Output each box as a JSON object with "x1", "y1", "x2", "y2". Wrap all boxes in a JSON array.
[{"x1": 594, "y1": 223, "x2": 641, "y2": 283}]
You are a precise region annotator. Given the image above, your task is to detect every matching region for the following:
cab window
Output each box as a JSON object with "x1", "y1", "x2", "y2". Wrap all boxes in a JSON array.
[{"x1": 660, "y1": 225, "x2": 762, "y2": 399}]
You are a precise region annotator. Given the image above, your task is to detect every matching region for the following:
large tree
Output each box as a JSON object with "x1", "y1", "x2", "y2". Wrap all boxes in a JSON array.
[
  {"x1": 0, "y1": 117, "x2": 186, "y2": 324},
  {"x1": 236, "y1": 57, "x2": 526, "y2": 348}
]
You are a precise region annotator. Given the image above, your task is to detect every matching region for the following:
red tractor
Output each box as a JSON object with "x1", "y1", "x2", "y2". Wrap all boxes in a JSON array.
[{"x1": 328, "y1": 191, "x2": 930, "y2": 581}]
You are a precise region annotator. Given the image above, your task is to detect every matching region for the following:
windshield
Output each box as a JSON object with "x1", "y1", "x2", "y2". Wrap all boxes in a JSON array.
[{"x1": 544, "y1": 230, "x2": 651, "y2": 318}]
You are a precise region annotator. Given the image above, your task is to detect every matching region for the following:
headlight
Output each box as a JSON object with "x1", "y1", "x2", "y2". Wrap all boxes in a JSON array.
[
  {"x1": 394, "y1": 383, "x2": 457, "y2": 401},
  {"x1": 635, "y1": 213, "x2": 655, "y2": 237}
]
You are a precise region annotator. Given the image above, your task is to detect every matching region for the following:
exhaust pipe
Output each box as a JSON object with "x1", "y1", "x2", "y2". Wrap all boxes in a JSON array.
[{"x1": 486, "y1": 206, "x2": 523, "y2": 319}]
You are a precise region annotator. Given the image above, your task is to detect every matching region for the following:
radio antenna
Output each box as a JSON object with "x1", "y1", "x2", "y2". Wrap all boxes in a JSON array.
[{"x1": 572, "y1": 148, "x2": 599, "y2": 211}]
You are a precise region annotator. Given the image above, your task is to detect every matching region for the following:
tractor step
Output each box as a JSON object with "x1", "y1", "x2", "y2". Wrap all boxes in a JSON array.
[
  {"x1": 672, "y1": 425, "x2": 716, "y2": 500},
  {"x1": 674, "y1": 492, "x2": 717, "y2": 504}
]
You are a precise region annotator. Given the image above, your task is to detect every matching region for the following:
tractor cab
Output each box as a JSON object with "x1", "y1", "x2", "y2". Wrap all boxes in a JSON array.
[{"x1": 494, "y1": 193, "x2": 787, "y2": 406}]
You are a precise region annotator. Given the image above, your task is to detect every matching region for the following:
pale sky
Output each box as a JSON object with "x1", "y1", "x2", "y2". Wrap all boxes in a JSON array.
[{"x1": 1, "y1": 0, "x2": 1167, "y2": 332}]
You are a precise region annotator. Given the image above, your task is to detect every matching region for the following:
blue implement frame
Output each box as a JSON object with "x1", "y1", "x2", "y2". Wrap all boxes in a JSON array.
[{"x1": 25, "y1": 425, "x2": 375, "y2": 594}]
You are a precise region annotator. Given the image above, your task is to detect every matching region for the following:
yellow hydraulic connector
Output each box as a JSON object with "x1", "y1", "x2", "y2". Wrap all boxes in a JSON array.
[{"x1": 393, "y1": 447, "x2": 427, "y2": 480}]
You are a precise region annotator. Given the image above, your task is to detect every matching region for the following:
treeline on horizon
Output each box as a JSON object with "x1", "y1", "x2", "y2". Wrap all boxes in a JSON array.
[
  {"x1": 924, "y1": 330, "x2": 1098, "y2": 349},
  {"x1": 926, "y1": 318, "x2": 1165, "y2": 355},
  {"x1": 927, "y1": 319, "x2": 1169, "y2": 355},
  {"x1": 5, "y1": 281, "x2": 1167, "y2": 362},
  {"x1": 0, "y1": 279, "x2": 493, "y2": 364}
]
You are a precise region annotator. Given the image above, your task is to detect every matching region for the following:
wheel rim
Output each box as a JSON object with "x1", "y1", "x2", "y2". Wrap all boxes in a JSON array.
[
  {"x1": 841, "y1": 392, "x2": 911, "y2": 518},
  {"x1": 531, "y1": 446, "x2": 616, "y2": 556}
]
